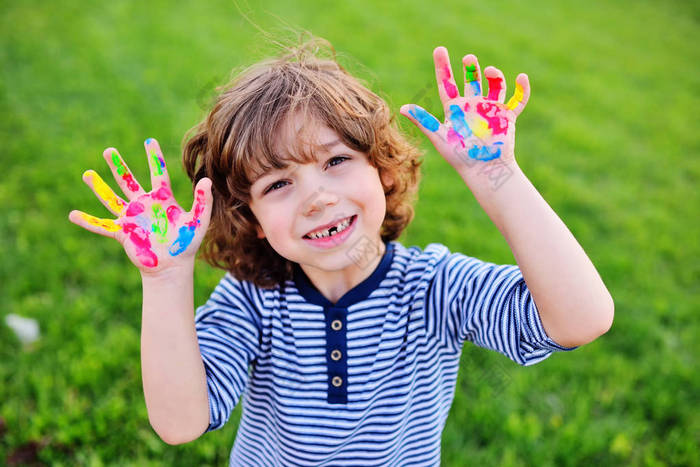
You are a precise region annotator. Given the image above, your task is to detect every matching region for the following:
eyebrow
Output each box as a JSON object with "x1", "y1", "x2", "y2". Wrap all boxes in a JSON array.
[{"x1": 250, "y1": 138, "x2": 345, "y2": 186}]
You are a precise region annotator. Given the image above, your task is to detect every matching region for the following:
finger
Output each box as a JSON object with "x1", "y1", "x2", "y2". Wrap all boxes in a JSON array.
[
  {"x1": 506, "y1": 73, "x2": 531, "y2": 117},
  {"x1": 103, "y1": 147, "x2": 145, "y2": 199},
  {"x1": 433, "y1": 46, "x2": 460, "y2": 104},
  {"x1": 462, "y1": 54, "x2": 482, "y2": 98},
  {"x1": 168, "y1": 177, "x2": 213, "y2": 257},
  {"x1": 484, "y1": 66, "x2": 506, "y2": 103},
  {"x1": 82, "y1": 170, "x2": 127, "y2": 216},
  {"x1": 400, "y1": 104, "x2": 449, "y2": 147},
  {"x1": 68, "y1": 210, "x2": 121, "y2": 239},
  {"x1": 144, "y1": 138, "x2": 172, "y2": 191}
]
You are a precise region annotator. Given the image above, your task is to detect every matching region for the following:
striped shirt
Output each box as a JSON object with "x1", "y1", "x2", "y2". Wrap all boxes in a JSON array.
[{"x1": 194, "y1": 241, "x2": 578, "y2": 466}]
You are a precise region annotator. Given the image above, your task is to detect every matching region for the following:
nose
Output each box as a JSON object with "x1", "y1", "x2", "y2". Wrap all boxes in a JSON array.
[{"x1": 301, "y1": 185, "x2": 339, "y2": 217}]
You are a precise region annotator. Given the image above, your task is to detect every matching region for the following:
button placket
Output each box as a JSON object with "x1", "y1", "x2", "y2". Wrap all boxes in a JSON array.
[{"x1": 325, "y1": 306, "x2": 348, "y2": 404}]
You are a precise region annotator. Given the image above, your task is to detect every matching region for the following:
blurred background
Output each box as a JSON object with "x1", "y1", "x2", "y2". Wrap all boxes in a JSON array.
[{"x1": 1, "y1": 0, "x2": 698, "y2": 465}]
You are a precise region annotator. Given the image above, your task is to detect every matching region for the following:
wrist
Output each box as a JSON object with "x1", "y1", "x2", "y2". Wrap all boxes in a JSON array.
[
  {"x1": 457, "y1": 156, "x2": 522, "y2": 193},
  {"x1": 140, "y1": 262, "x2": 195, "y2": 286}
]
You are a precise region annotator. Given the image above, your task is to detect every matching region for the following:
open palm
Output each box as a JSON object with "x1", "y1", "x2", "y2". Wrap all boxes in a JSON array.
[
  {"x1": 401, "y1": 47, "x2": 530, "y2": 170},
  {"x1": 69, "y1": 138, "x2": 212, "y2": 273}
]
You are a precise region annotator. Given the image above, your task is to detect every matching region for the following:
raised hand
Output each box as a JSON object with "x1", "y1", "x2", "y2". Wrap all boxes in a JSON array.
[
  {"x1": 69, "y1": 138, "x2": 213, "y2": 274},
  {"x1": 400, "y1": 46, "x2": 530, "y2": 171}
]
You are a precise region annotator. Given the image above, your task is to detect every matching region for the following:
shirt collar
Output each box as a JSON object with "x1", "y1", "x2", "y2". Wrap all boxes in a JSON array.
[{"x1": 293, "y1": 241, "x2": 394, "y2": 308}]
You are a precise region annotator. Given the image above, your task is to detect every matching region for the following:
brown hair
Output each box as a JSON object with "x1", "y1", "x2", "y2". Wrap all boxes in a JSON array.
[{"x1": 183, "y1": 37, "x2": 423, "y2": 288}]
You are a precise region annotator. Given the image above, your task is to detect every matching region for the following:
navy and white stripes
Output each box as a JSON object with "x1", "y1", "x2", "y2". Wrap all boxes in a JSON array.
[{"x1": 194, "y1": 241, "x2": 577, "y2": 466}]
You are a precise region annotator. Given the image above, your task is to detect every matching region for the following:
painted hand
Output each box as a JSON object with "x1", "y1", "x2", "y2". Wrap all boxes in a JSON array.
[
  {"x1": 69, "y1": 138, "x2": 213, "y2": 272},
  {"x1": 400, "y1": 47, "x2": 530, "y2": 171}
]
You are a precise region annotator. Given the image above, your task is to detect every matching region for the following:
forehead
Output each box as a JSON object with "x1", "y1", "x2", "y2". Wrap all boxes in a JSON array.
[{"x1": 247, "y1": 114, "x2": 343, "y2": 183}]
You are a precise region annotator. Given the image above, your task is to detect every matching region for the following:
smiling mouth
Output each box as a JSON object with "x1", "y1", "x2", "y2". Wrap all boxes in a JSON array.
[{"x1": 303, "y1": 215, "x2": 356, "y2": 239}]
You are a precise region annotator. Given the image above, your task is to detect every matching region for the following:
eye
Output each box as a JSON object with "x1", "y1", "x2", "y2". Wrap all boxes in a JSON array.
[
  {"x1": 263, "y1": 180, "x2": 289, "y2": 194},
  {"x1": 327, "y1": 156, "x2": 349, "y2": 168}
]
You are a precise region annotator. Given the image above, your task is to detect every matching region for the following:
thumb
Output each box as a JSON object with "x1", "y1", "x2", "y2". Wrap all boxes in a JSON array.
[
  {"x1": 190, "y1": 177, "x2": 214, "y2": 231},
  {"x1": 400, "y1": 104, "x2": 448, "y2": 147}
]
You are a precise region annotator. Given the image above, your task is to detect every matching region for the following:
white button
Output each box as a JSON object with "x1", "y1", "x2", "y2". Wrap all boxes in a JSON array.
[
  {"x1": 331, "y1": 320, "x2": 342, "y2": 331},
  {"x1": 331, "y1": 349, "x2": 342, "y2": 361},
  {"x1": 331, "y1": 376, "x2": 343, "y2": 387}
]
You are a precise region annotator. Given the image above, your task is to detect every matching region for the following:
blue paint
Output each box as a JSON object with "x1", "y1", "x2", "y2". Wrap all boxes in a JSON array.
[
  {"x1": 409, "y1": 106, "x2": 440, "y2": 132},
  {"x1": 169, "y1": 223, "x2": 197, "y2": 256},
  {"x1": 470, "y1": 81, "x2": 481, "y2": 96},
  {"x1": 468, "y1": 142, "x2": 503, "y2": 161},
  {"x1": 449, "y1": 105, "x2": 472, "y2": 138},
  {"x1": 145, "y1": 138, "x2": 155, "y2": 144}
]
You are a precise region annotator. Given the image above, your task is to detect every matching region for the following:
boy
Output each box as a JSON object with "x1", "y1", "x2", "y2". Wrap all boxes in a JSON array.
[{"x1": 69, "y1": 39, "x2": 613, "y2": 465}]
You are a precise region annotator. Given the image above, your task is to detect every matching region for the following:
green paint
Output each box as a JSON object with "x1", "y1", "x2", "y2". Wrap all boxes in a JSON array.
[
  {"x1": 112, "y1": 151, "x2": 127, "y2": 176},
  {"x1": 466, "y1": 64, "x2": 478, "y2": 82},
  {"x1": 150, "y1": 150, "x2": 163, "y2": 176},
  {"x1": 151, "y1": 204, "x2": 168, "y2": 242}
]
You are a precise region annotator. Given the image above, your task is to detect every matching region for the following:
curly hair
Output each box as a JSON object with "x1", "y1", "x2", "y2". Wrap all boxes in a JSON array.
[{"x1": 182, "y1": 37, "x2": 423, "y2": 288}]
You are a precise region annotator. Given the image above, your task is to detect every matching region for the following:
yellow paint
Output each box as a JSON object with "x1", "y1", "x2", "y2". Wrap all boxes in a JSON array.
[
  {"x1": 80, "y1": 212, "x2": 121, "y2": 232},
  {"x1": 506, "y1": 82, "x2": 524, "y2": 110},
  {"x1": 472, "y1": 117, "x2": 491, "y2": 139},
  {"x1": 84, "y1": 170, "x2": 126, "y2": 214}
]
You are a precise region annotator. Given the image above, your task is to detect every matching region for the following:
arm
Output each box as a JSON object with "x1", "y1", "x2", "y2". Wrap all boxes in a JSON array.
[
  {"x1": 140, "y1": 265, "x2": 209, "y2": 444},
  {"x1": 69, "y1": 138, "x2": 213, "y2": 443},
  {"x1": 402, "y1": 47, "x2": 613, "y2": 348}
]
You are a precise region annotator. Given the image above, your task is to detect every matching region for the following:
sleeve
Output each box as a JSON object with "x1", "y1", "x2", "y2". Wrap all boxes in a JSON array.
[
  {"x1": 194, "y1": 273, "x2": 263, "y2": 431},
  {"x1": 426, "y1": 249, "x2": 578, "y2": 366}
]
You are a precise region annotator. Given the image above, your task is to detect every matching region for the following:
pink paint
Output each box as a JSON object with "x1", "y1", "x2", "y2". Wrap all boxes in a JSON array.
[
  {"x1": 486, "y1": 76, "x2": 504, "y2": 101},
  {"x1": 166, "y1": 205, "x2": 182, "y2": 224},
  {"x1": 126, "y1": 202, "x2": 145, "y2": 217},
  {"x1": 441, "y1": 64, "x2": 458, "y2": 99},
  {"x1": 122, "y1": 173, "x2": 140, "y2": 193},
  {"x1": 187, "y1": 189, "x2": 206, "y2": 227},
  {"x1": 476, "y1": 102, "x2": 509, "y2": 135},
  {"x1": 151, "y1": 183, "x2": 172, "y2": 201},
  {"x1": 122, "y1": 222, "x2": 158, "y2": 267},
  {"x1": 447, "y1": 128, "x2": 465, "y2": 147}
]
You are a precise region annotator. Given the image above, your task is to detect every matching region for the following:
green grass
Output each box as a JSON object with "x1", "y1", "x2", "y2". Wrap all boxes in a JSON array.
[{"x1": 1, "y1": 0, "x2": 698, "y2": 465}]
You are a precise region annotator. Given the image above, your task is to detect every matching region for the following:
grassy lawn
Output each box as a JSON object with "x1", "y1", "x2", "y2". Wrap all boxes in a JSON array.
[{"x1": 1, "y1": 0, "x2": 698, "y2": 465}]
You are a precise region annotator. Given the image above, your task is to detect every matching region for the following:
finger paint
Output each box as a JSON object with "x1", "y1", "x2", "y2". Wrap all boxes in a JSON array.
[
  {"x1": 79, "y1": 213, "x2": 121, "y2": 232},
  {"x1": 166, "y1": 205, "x2": 182, "y2": 224},
  {"x1": 151, "y1": 183, "x2": 172, "y2": 201},
  {"x1": 506, "y1": 82, "x2": 525, "y2": 110},
  {"x1": 151, "y1": 204, "x2": 168, "y2": 243},
  {"x1": 440, "y1": 64, "x2": 459, "y2": 99},
  {"x1": 408, "y1": 106, "x2": 440, "y2": 132},
  {"x1": 111, "y1": 150, "x2": 140, "y2": 192},
  {"x1": 168, "y1": 189, "x2": 206, "y2": 256},
  {"x1": 169, "y1": 225, "x2": 196, "y2": 256},
  {"x1": 125, "y1": 201, "x2": 145, "y2": 217},
  {"x1": 84, "y1": 170, "x2": 125, "y2": 214},
  {"x1": 449, "y1": 105, "x2": 472, "y2": 139},
  {"x1": 147, "y1": 144, "x2": 166, "y2": 176},
  {"x1": 465, "y1": 64, "x2": 481, "y2": 95},
  {"x1": 468, "y1": 142, "x2": 503, "y2": 161},
  {"x1": 122, "y1": 222, "x2": 158, "y2": 267},
  {"x1": 471, "y1": 118, "x2": 491, "y2": 140},
  {"x1": 486, "y1": 76, "x2": 504, "y2": 101},
  {"x1": 476, "y1": 102, "x2": 509, "y2": 135},
  {"x1": 191, "y1": 188, "x2": 206, "y2": 220}
]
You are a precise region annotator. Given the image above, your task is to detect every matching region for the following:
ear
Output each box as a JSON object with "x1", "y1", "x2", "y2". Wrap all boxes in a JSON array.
[
  {"x1": 255, "y1": 224, "x2": 266, "y2": 239},
  {"x1": 380, "y1": 170, "x2": 395, "y2": 191}
]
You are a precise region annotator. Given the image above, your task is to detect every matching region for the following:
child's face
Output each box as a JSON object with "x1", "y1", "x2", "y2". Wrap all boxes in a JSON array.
[{"x1": 248, "y1": 115, "x2": 387, "y2": 275}]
